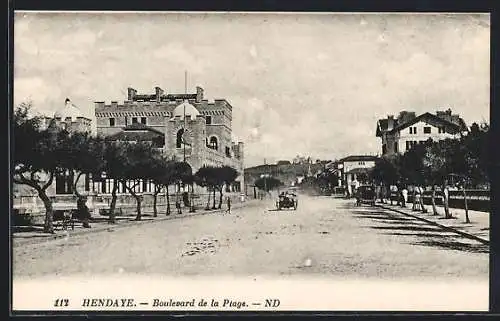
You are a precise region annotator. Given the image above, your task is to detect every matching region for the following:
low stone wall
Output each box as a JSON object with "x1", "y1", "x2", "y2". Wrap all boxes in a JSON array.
[{"x1": 12, "y1": 191, "x2": 249, "y2": 225}]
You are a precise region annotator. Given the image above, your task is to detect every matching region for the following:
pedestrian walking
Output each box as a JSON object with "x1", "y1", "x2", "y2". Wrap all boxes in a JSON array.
[
  {"x1": 225, "y1": 196, "x2": 232, "y2": 214},
  {"x1": 389, "y1": 184, "x2": 398, "y2": 205},
  {"x1": 413, "y1": 185, "x2": 422, "y2": 211},
  {"x1": 175, "y1": 199, "x2": 182, "y2": 214},
  {"x1": 381, "y1": 184, "x2": 388, "y2": 204},
  {"x1": 401, "y1": 186, "x2": 408, "y2": 208}
]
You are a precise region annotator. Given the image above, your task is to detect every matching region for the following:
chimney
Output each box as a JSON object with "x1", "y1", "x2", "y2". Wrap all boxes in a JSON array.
[
  {"x1": 155, "y1": 87, "x2": 164, "y2": 103},
  {"x1": 387, "y1": 115, "x2": 394, "y2": 131},
  {"x1": 127, "y1": 87, "x2": 137, "y2": 101},
  {"x1": 196, "y1": 86, "x2": 204, "y2": 103}
]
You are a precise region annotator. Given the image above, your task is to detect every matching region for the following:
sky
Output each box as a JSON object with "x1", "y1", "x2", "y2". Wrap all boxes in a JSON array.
[{"x1": 14, "y1": 12, "x2": 490, "y2": 167}]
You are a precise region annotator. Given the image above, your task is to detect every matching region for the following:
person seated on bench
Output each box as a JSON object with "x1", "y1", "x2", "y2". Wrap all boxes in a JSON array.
[{"x1": 76, "y1": 196, "x2": 92, "y2": 228}]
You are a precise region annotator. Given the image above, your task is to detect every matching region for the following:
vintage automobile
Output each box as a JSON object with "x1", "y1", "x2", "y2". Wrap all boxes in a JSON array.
[
  {"x1": 355, "y1": 185, "x2": 376, "y2": 206},
  {"x1": 276, "y1": 191, "x2": 298, "y2": 210}
]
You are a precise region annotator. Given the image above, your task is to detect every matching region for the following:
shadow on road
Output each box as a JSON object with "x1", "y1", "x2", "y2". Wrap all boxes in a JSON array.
[
  {"x1": 381, "y1": 232, "x2": 456, "y2": 239},
  {"x1": 409, "y1": 240, "x2": 489, "y2": 254},
  {"x1": 351, "y1": 206, "x2": 489, "y2": 254},
  {"x1": 369, "y1": 225, "x2": 441, "y2": 233}
]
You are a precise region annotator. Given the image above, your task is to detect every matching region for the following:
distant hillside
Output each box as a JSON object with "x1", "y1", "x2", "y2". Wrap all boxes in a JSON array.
[{"x1": 245, "y1": 162, "x2": 327, "y2": 187}]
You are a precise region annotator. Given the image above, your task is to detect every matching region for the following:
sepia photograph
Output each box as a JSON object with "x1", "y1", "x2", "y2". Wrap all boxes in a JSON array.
[{"x1": 11, "y1": 11, "x2": 490, "y2": 312}]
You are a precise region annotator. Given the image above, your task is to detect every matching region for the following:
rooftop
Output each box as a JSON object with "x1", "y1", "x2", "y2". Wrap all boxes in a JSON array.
[{"x1": 338, "y1": 155, "x2": 379, "y2": 162}]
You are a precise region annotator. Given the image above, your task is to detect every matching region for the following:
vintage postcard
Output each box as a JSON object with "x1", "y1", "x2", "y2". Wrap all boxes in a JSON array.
[{"x1": 11, "y1": 11, "x2": 490, "y2": 313}]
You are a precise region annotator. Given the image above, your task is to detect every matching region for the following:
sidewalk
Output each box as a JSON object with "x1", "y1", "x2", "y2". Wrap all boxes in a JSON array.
[
  {"x1": 12, "y1": 198, "x2": 261, "y2": 248},
  {"x1": 377, "y1": 201, "x2": 489, "y2": 244}
]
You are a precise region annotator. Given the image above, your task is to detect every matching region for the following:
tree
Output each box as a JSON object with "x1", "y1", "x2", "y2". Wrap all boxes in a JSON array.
[
  {"x1": 195, "y1": 166, "x2": 219, "y2": 209},
  {"x1": 216, "y1": 166, "x2": 239, "y2": 209},
  {"x1": 149, "y1": 157, "x2": 176, "y2": 217},
  {"x1": 370, "y1": 155, "x2": 401, "y2": 187},
  {"x1": 254, "y1": 176, "x2": 283, "y2": 192},
  {"x1": 119, "y1": 142, "x2": 162, "y2": 221},
  {"x1": 101, "y1": 140, "x2": 129, "y2": 223},
  {"x1": 13, "y1": 104, "x2": 70, "y2": 233}
]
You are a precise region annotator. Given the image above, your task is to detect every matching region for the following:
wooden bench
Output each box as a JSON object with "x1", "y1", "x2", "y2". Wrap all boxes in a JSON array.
[{"x1": 53, "y1": 210, "x2": 86, "y2": 231}]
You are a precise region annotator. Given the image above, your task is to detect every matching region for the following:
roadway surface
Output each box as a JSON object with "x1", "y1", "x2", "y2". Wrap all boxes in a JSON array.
[{"x1": 13, "y1": 195, "x2": 488, "y2": 280}]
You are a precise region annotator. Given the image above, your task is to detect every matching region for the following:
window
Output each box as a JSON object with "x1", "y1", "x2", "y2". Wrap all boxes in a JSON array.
[
  {"x1": 55, "y1": 172, "x2": 74, "y2": 195},
  {"x1": 132, "y1": 117, "x2": 138, "y2": 124},
  {"x1": 176, "y1": 129, "x2": 184, "y2": 148},
  {"x1": 125, "y1": 117, "x2": 128, "y2": 126},
  {"x1": 438, "y1": 127, "x2": 446, "y2": 134},
  {"x1": 225, "y1": 146, "x2": 231, "y2": 157},
  {"x1": 382, "y1": 144, "x2": 387, "y2": 155},
  {"x1": 406, "y1": 141, "x2": 417, "y2": 151},
  {"x1": 409, "y1": 126, "x2": 418, "y2": 134},
  {"x1": 358, "y1": 161, "x2": 365, "y2": 165},
  {"x1": 394, "y1": 142, "x2": 398, "y2": 153},
  {"x1": 206, "y1": 115, "x2": 212, "y2": 125},
  {"x1": 141, "y1": 117, "x2": 147, "y2": 125},
  {"x1": 109, "y1": 118, "x2": 115, "y2": 127},
  {"x1": 209, "y1": 136, "x2": 218, "y2": 150},
  {"x1": 424, "y1": 126, "x2": 431, "y2": 134}
]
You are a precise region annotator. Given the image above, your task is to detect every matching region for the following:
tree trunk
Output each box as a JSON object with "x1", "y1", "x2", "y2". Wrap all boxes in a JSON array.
[
  {"x1": 123, "y1": 181, "x2": 142, "y2": 220},
  {"x1": 412, "y1": 189, "x2": 416, "y2": 211},
  {"x1": 135, "y1": 197, "x2": 142, "y2": 221},
  {"x1": 463, "y1": 188, "x2": 470, "y2": 223},
  {"x1": 39, "y1": 190, "x2": 54, "y2": 234},
  {"x1": 108, "y1": 180, "x2": 118, "y2": 224},
  {"x1": 166, "y1": 186, "x2": 171, "y2": 215},
  {"x1": 420, "y1": 189, "x2": 427, "y2": 213},
  {"x1": 431, "y1": 185, "x2": 438, "y2": 215},
  {"x1": 153, "y1": 190, "x2": 159, "y2": 217},
  {"x1": 212, "y1": 188, "x2": 216, "y2": 209},
  {"x1": 206, "y1": 188, "x2": 211, "y2": 210},
  {"x1": 443, "y1": 185, "x2": 451, "y2": 218},
  {"x1": 218, "y1": 188, "x2": 223, "y2": 209},
  {"x1": 189, "y1": 183, "x2": 195, "y2": 212},
  {"x1": 72, "y1": 171, "x2": 84, "y2": 198}
]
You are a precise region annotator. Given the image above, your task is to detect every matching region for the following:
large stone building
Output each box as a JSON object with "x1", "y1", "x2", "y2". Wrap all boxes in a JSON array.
[
  {"x1": 94, "y1": 86, "x2": 245, "y2": 193},
  {"x1": 376, "y1": 109, "x2": 468, "y2": 156}
]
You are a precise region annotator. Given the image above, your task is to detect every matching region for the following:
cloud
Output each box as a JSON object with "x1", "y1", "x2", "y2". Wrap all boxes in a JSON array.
[
  {"x1": 14, "y1": 77, "x2": 61, "y2": 108},
  {"x1": 152, "y1": 43, "x2": 206, "y2": 73},
  {"x1": 12, "y1": 13, "x2": 490, "y2": 167}
]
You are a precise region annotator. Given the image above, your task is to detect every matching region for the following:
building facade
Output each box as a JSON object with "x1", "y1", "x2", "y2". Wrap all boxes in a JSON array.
[
  {"x1": 329, "y1": 155, "x2": 378, "y2": 195},
  {"x1": 376, "y1": 109, "x2": 468, "y2": 156},
  {"x1": 94, "y1": 86, "x2": 245, "y2": 194}
]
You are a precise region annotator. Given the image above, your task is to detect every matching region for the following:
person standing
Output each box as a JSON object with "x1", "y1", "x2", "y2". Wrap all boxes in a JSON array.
[
  {"x1": 401, "y1": 186, "x2": 408, "y2": 208},
  {"x1": 413, "y1": 185, "x2": 420, "y2": 211},
  {"x1": 390, "y1": 184, "x2": 398, "y2": 205},
  {"x1": 225, "y1": 196, "x2": 232, "y2": 214}
]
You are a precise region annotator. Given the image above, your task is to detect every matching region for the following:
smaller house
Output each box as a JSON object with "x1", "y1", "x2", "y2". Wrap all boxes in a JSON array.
[
  {"x1": 376, "y1": 109, "x2": 468, "y2": 156},
  {"x1": 337, "y1": 155, "x2": 378, "y2": 195}
]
